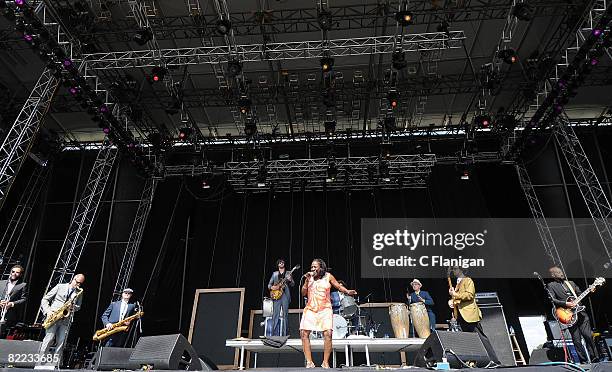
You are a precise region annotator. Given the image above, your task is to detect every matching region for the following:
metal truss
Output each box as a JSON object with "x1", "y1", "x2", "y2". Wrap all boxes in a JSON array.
[
  {"x1": 166, "y1": 155, "x2": 437, "y2": 192},
  {"x1": 36, "y1": 142, "x2": 118, "y2": 323},
  {"x1": 0, "y1": 68, "x2": 59, "y2": 211},
  {"x1": 0, "y1": 163, "x2": 51, "y2": 279},
  {"x1": 515, "y1": 162, "x2": 564, "y2": 268},
  {"x1": 81, "y1": 32, "x2": 466, "y2": 70},
  {"x1": 111, "y1": 177, "x2": 156, "y2": 300},
  {"x1": 554, "y1": 115, "x2": 612, "y2": 264}
]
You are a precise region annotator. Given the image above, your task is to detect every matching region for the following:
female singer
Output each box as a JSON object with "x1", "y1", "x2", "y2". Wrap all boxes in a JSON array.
[{"x1": 300, "y1": 259, "x2": 357, "y2": 368}]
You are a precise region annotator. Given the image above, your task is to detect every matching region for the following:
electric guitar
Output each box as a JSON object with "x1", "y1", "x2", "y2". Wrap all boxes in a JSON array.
[
  {"x1": 447, "y1": 275, "x2": 461, "y2": 332},
  {"x1": 555, "y1": 277, "x2": 605, "y2": 327},
  {"x1": 269, "y1": 265, "x2": 300, "y2": 300}
]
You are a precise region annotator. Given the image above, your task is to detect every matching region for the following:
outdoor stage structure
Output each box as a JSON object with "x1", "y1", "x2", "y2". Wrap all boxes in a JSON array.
[{"x1": 0, "y1": 0, "x2": 611, "y2": 369}]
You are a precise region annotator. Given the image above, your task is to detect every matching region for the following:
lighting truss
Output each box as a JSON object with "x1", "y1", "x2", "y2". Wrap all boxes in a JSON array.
[
  {"x1": 0, "y1": 68, "x2": 59, "y2": 211},
  {"x1": 515, "y1": 162, "x2": 564, "y2": 269},
  {"x1": 112, "y1": 177, "x2": 157, "y2": 300},
  {"x1": 0, "y1": 163, "x2": 51, "y2": 278},
  {"x1": 36, "y1": 143, "x2": 117, "y2": 323},
  {"x1": 81, "y1": 32, "x2": 466, "y2": 70},
  {"x1": 554, "y1": 115, "x2": 612, "y2": 264}
]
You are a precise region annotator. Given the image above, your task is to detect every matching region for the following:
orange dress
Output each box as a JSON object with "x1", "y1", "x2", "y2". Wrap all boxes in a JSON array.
[{"x1": 300, "y1": 273, "x2": 333, "y2": 332}]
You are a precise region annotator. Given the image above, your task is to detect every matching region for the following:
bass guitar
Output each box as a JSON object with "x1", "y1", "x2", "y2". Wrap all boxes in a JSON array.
[
  {"x1": 447, "y1": 275, "x2": 460, "y2": 332},
  {"x1": 555, "y1": 277, "x2": 605, "y2": 327},
  {"x1": 269, "y1": 265, "x2": 300, "y2": 300}
]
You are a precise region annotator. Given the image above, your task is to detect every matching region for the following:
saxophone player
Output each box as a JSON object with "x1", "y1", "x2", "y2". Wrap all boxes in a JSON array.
[
  {"x1": 39, "y1": 274, "x2": 85, "y2": 363},
  {"x1": 0, "y1": 265, "x2": 27, "y2": 338},
  {"x1": 99, "y1": 288, "x2": 136, "y2": 347}
]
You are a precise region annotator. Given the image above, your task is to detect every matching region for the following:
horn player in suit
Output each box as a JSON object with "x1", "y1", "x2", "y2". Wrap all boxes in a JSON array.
[
  {"x1": 100, "y1": 288, "x2": 137, "y2": 347},
  {"x1": 448, "y1": 266, "x2": 499, "y2": 364},
  {"x1": 0, "y1": 265, "x2": 28, "y2": 338}
]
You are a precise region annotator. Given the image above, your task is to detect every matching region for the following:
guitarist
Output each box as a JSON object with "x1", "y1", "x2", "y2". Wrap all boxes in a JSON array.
[
  {"x1": 547, "y1": 266, "x2": 598, "y2": 363},
  {"x1": 100, "y1": 288, "x2": 137, "y2": 347},
  {"x1": 267, "y1": 259, "x2": 294, "y2": 336}
]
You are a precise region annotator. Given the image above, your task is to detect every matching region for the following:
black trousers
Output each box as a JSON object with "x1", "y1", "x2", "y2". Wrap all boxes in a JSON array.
[
  {"x1": 0, "y1": 320, "x2": 16, "y2": 339},
  {"x1": 457, "y1": 313, "x2": 500, "y2": 364},
  {"x1": 568, "y1": 312, "x2": 597, "y2": 363},
  {"x1": 104, "y1": 331, "x2": 128, "y2": 348}
]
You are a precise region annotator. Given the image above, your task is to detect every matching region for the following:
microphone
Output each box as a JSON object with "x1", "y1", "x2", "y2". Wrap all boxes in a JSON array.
[
  {"x1": 533, "y1": 272, "x2": 540, "y2": 278},
  {"x1": 303, "y1": 271, "x2": 314, "y2": 278}
]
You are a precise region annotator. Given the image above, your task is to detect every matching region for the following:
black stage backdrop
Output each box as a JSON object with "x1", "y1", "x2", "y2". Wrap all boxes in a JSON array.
[{"x1": 1, "y1": 129, "x2": 612, "y2": 358}]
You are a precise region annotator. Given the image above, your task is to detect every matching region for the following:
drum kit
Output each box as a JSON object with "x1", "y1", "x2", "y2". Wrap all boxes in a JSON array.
[{"x1": 328, "y1": 293, "x2": 379, "y2": 339}]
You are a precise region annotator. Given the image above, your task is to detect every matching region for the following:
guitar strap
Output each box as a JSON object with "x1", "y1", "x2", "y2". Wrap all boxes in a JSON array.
[{"x1": 564, "y1": 280, "x2": 578, "y2": 299}]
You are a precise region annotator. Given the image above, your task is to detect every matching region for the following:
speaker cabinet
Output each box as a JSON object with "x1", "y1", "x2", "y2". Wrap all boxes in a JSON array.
[
  {"x1": 529, "y1": 347, "x2": 566, "y2": 364},
  {"x1": 90, "y1": 347, "x2": 138, "y2": 370},
  {"x1": 130, "y1": 334, "x2": 213, "y2": 370},
  {"x1": 476, "y1": 292, "x2": 516, "y2": 366},
  {"x1": 0, "y1": 339, "x2": 42, "y2": 367},
  {"x1": 414, "y1": 331, "x2": 492, "y2": 368}
]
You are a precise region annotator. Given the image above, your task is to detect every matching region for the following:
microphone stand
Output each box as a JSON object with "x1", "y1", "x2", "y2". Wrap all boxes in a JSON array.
[{"x1": 535, "y1": 273, "x2": 569, "y2": 363}]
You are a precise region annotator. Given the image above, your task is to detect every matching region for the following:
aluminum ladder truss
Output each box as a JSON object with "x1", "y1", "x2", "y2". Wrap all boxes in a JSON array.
[
  {"x1": 554, "y1": 115, "x2": 612, "y2": 264},
  {"x1": 111, "y1": 177, "x2": 157, "y2": 300},
  {"x1": 0, "y1": 68, "x2": 59, "y2": 211},
  {"x1": 36, "y1": 143, "x2": 118, "y2": 323},
  {"x1": 0, "y1": 163, "x2": 52, "y2": 278}
]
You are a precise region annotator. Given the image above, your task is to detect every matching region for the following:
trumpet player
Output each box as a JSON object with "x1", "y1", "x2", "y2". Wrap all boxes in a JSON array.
[
  {"x1": 39, "y1": 274, "x2": 85, "y2": 363},
  {"x1": 0, "y1": 265, "x2": 27, "y2": 338},
  {"x1": 100, "y1": 288, "x2": 136, "y2": 347}
]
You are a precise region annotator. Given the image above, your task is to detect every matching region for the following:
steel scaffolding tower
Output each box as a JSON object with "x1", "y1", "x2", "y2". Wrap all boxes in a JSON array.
[
  {"x1": 111, "y1": 177, "x2": 157, "y2": 300},
  {"x1": 36, "y1": 142, "x2": 118, "y2": 322},
  {"x1": 0, "y1": 68, "x2": 59, "y2": 211},
  {"x1": 554, "y1": 115, "x2": 612, "y2": 264},
  {"x1": 0, "y1": 163, "x2": 52, "y2": 278},
  {"x1": 515, "y1": 162, "x2": 564, "y2": 269}
]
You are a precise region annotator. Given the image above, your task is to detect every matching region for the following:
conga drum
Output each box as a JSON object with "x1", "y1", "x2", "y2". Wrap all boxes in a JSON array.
[
  {"x1": 410, "y1": 302, "x2": 431, "y2": 338},
  {"x1": 388, "y1": 303, "x2": 410, "y2": 338}
]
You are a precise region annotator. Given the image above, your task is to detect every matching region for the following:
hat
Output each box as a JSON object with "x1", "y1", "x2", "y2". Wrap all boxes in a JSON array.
[
  {"x1": 122, "y1": 288, "x2": 134, "y2": 294},
  {"x1": 410, "y1": 279, "x2": 422, "y2": 286}
]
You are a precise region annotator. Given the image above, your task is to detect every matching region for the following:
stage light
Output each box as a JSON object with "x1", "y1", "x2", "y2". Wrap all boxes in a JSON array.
[
  {"x1": 15, "y1": 0, "x2": 24, "y2": 6},
  {"x1": 590, "y1": 57, "x2": 599, "y2": 66},
  {"x1": 201, "y1": 176, "x2": 211, "y2": 189},
  {"x1": 318, "y1": 10, "x2": 332, "y2": 31},
  {"x1": 324, "y1": 120, "x2": 336, "y2": 136},
  {"x1": 461, "y1": 169, "x2": 470, "y2": 180},
  {"x1": 216, "y1": 19, "x2": 231, "y2": 35},
  {"x1": 592, "y1": 28, "x2": 603, "y2": 37},
  {"x1": 244, "y1": 120, "x2": 257, "y2": 137},
  {"x1": 62, "y1": 59, "x2": 73, "y2": 68},
  {"x1": 69, "y1": 86, "x2": 80, "y2": 95},
  {"x1": 475, "y1": 114, "x2": 491, "y2": 128},
  {"x1": 102, "y1": 125, "x2": 111, "y2": 134},
  {"x1": 436, "y1": 20, "x2": 449, "y2": 34},
  {"x1": 498, "y1": 49, "x2": 518, "y2": 64},
  {"x1": 391, "y1": 50, "x2": 407, "y2": 70},
  {"x1": 178, "y1": 127, "x2": 192, "y2": 140},
  {"x1": 326, "y1": 162, "x2": 337, "y2": 183},
  {"x1": 151, "y1": 66, "x2": 167, "y2": 82},
  {"x1": 238, "y1": 96, "x2": 251, "y2": 114},
  {"x1": 512, "y1": 3, "x2": 533, "y2": 21},
  {"x1": 387, "y1": 90, "x2": 399, "y2": 108},
  {"x1": 395, "y1": 10, "x2": 413, "y2": 25},
  {"x1": 256, "y1": 165, "x2": 267, "y2": 187},
  {"x1": 497, "y1": 114, "x2": 518, "y2": 131},
  {"x1": 320, "y1": 56, "x2": 334, "y2": 72},
  {"x1": 553, "y1": 103, "x2": 564, "y2": 113},
  {"x1": 227, "y1": 60, "x2": 242, "y2": 78},
  {"x1": 99, "y1": 104, "x2": 108, "y2": 113},
  {"x1": 133, "y1": 28, "x2": 153, "y2": 46},
  {"x1": 379, "y1": 161, "x2": 390, "y2": 182}
]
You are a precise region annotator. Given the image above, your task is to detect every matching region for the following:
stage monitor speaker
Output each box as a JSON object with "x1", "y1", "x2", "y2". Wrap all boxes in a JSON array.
[
  {"x1": 130, "y1": 334, "x2": 216, "y2": 370},
  {"x1": 414, "y1": 331, "x2": 492, "y2": 368},
  {"x1": 90, "y1": 347, "x2": 138, "y2": 370},
  {"x1": 529, "y1": 346, "x2": 565, "y2": 364},
  {"x1": 0, "y1": 339, "x2": 42, "y2": 367}
]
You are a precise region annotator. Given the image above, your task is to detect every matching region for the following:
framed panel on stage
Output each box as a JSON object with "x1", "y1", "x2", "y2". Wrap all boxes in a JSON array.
[{"x1": 188, "y1": 288, "x2": 245, "y2": 370}]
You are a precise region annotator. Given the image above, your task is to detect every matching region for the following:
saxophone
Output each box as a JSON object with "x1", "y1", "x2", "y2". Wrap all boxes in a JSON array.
[
  {"x1": 92, "y1": 311, "x2": 143, "y2": 341},
  {"x1": 42, "y1": 288, "x2": 83, "y2": 329}
]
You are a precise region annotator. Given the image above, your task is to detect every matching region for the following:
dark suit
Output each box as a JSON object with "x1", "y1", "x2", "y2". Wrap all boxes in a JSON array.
[
  {"x1": 267, "y1": 271, "x2": 293, "y2": 336},
  {"x1": 0, "y1": 279, "x2": 27, "y2": 338},
  {"x1": 547, "y1": 280, "x2": 597, "y2": 363},
  {"x1": 408, "y1": 290, "x2": 436, "y2": 331},
  {"x1": 100, "y1": 301, "x2": 136, "y2": 347}
]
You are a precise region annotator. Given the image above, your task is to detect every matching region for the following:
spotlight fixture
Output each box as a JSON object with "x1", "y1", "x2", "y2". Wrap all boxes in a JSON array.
[
  {"x1": 475, "y1": 114, "x2": 491, "y2": 128},
  {"x1": 592, "y1": 28, "x2": 603, "y2": 37},
  {"x1": 256, "y1": 165, "x2": 267, "y2": 187},
  {"x1": 461, "y1": 169, "x2": 470, "y2": 180},
  {"x1": 227, "y1": 60, "x2": 242, "y2": 77},
  {"x1": 133, "y1": 28, "x2": 153, "y2": 46},
  {"x1": 391, "y1": 49, "x2": 407, "y2": 70},
  {"x1": 318, "y1": 10, "x2": 332, "y2": 31},
  {"x1": 320, "y1": 56, "x2": 334, "y2": 72},
  {"x1": 324, "y1": 120, "x2": 336, "y2": 136},
  {"x1": 102, "y1": 125, "x2": 111, "y2": 134},
  {"x1": 436, "y1": 20, "x2": 449, "y2": 34},
  {"x1": 201, "y1": 175, "x2": 211, "y2": 189},
  {"x1": 216, "y1": 19, "x2": 232, "y2": 35},
  {"x1": 15, "y1": 0, "x2": 24, "y2": 6},
  {"x1": 178, "y1": 127, "x2": 193, "y2": 140},
  {"x1": 387, "y1": 90, "x2": 399, "y2": 108},
  {"x1": 326, "y1": 162, "x2": 338, "y2": 183},
  {"x1": 244, "y1": 120, "x2": 257, "y2": 137},
  {"x1": 383, "y1": 116, "x2": 396, "y2": 131},
  {"x1": 379, "y1": 161, "x2": 391, "y2": 182},
  {"x1": 498, "y1": 49, "x2": 518, "y2": 64},
  {"x1": 512, "y1": 3, "x2": 533, "y2": 21},
  {"x1": 238, "y1": 96, "x2": 251, "y2": 114},
  {"x1": 151, "y1": 66, "x2": 167, "y2": 82},
  {"x1": 395, "y1": 10, "x2": 413, "y2": 25}
]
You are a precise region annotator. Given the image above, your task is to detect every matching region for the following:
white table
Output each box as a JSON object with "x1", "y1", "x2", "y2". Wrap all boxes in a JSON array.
[{"x1": 226, "y1": 337, "x2": 425, "y2": 369}]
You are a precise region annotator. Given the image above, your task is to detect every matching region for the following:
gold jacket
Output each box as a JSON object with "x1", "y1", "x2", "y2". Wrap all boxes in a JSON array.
[{"x1": 452, "y1": 277, "x2": 482, "y2": 323}]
